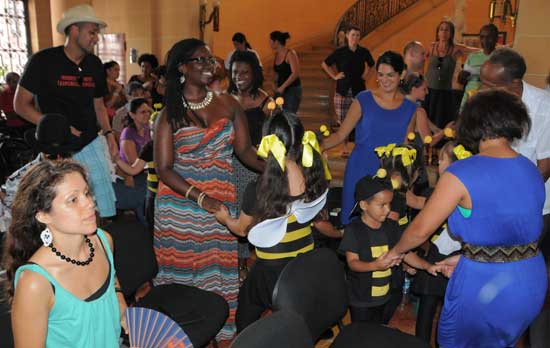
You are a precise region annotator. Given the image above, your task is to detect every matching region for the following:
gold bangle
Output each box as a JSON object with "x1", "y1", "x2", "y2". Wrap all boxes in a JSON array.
[
  {"x1": 197, "y1": 192, "x2": 206, "y2": 209},
  {"x1": 185, "y1": 185, "x2": 195, "y2": 199}
]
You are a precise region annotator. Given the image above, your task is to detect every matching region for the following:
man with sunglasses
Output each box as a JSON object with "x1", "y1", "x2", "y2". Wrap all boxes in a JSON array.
[{"x1": 14, "y1": 4, "x2": 117, "y2": 219}]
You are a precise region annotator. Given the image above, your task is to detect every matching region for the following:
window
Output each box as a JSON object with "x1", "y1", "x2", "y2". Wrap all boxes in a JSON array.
[{"x1": 0, "y1": 0, "x2": 29, "y2": 82}]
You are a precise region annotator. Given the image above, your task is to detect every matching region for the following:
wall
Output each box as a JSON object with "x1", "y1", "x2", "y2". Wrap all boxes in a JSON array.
[
  {"x1": 211, "y1": 0, "x2": 356, "y2": 62},
  {"x1": 513, "y1": 0, "x2": 550, "y2": 88}
]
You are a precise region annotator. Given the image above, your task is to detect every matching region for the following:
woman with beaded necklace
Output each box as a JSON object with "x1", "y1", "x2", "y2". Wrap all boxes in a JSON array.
[
  {"x1": 153, "y1": 38, "x2": 264, "y2": 340},
  {"x1": 3, "y1": 160, "x2": 127, "y2": 348}
]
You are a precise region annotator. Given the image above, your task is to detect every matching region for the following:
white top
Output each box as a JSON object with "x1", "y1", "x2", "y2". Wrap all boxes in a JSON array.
[
  {"x1": 225, "y1": 48, "x2": 263, "y2": 70},
  {"x1": 248, "y1": 189, "x2": 328, "y2": 248},
  {"x1": 516, "y1": 81, "x2": 550, "y2": 214}
]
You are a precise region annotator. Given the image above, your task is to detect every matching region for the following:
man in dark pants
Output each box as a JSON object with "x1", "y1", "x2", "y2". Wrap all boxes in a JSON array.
[{"x1": 322, "y1": 25, "x2": 375, "y2": 156}]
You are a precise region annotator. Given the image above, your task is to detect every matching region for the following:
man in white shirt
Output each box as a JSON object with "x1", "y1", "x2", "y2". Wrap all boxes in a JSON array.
[{"x1": 480, "y1": 47, "x2": 550, "y2": 262}]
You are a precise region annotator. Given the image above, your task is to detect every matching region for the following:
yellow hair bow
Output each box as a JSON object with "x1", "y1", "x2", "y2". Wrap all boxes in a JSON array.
[
  {"x1": 392, "y1": 147, "x2": 417, "y2": 166},
  {"x1": 453, "y1": 144, "x2": 472, "y2": 160},
  {"x1": 301, "y1": 131, "x2": 332, "y2": 180},
  {"x1": 257, "y1": 134, "x2": 287, "y2": 171},
  {"x1": 375, "y1": 143, "x2": 396, "y2": 158}
]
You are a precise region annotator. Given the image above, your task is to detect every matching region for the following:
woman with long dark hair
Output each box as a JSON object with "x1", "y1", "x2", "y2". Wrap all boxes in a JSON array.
[
  {"x1": 153, "y1": 38, "x2": 264, "y2": 340},
  {"x1": 224, "y1": 32, "x2": 262, "y2": 71},
  {"x1": 228, "y1": 50, "x2": 272, "y2": 277},
  {"x1": 425, "y1": 20, "x2": 478, "y2": 128},
  {"x1": 3, "y1": 160, "x2": 126, "y2": 348},
  {"x1": 270, "y1": 31, "x2": 302, "y2": 113},
  {"x1": 215, "y1": 110, "x2": 329, "y2": 331},
  {"x1": 322, "y1": 51, "x2": 417, "y2": 225}
]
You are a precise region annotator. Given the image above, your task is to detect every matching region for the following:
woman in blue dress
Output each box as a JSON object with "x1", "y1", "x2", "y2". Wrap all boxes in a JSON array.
[
  {"x1": 388, "y1": 90, "x2": 547, "y2": 348},
  {"x1": 323, "y1": 51, "x2": 417, "y2": 225}
]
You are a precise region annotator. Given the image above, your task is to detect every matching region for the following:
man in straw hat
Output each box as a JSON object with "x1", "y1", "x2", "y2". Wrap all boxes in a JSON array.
[{"x1": 14, "y1": 4, "x2": 117, "y2": 218}]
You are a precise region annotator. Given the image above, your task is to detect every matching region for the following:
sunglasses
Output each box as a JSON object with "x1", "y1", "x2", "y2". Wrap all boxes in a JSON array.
[{"x1": 185, "y1": 57, "x2": 216, "y2": 66}]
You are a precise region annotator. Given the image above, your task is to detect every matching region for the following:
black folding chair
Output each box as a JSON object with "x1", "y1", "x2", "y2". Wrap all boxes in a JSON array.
[{"x1": 231, "y1": 310, "x2": 313, "y2": 348}]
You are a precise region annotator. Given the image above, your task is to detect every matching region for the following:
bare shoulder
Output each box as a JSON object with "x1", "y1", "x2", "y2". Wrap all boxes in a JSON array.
[{"x1": 14, "y1": 267, "x2": 53, "y2": 299}]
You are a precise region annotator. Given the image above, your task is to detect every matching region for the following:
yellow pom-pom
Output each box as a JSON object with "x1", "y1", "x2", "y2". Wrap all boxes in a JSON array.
[
  {"x1": 424, "y1": 135, "x2": 433, "y2": 144},
  {"x1": 376, "y1": 168, "x2": 387, "y2": 179},
  {"x1": 407, "y1": 132, "x2": 416, "y2": 141},
  {"x1": 391, "y1": 178, "x2": 400, "y2": 190},
  {"x1": 323, "y1": 130, "x2": 330, "y2": 137},
  {"x1": 275, "y1": 97, "x2": 284, "y2": 106},
  {"x1": 444, "y1": 127, "x2": 454, "y2": 138},
  {"x1": 267, "y1": 101, "x2": 276, "y2": 110},
  {"x1": 153, "y1": 103, "x2": 163, "y2": 110},
  {"x1": 320, "y1": 125, "x2": 328, "y2": 133}
]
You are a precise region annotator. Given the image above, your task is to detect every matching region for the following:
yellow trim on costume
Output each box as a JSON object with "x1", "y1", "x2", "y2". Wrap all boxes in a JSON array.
[
  {"x1": 372, "y1": 284, "x2": 390, "y2": 297},
  {"x1": 431, "y1": 234, "x2": 439, "y2": 243},
  {"x1": 373, "y1": 269, "x2": 391, "y2": 278},
  {"x1": 398, "y1": 216, "x2": 409, "y2": 226},
  {"x1": 281, "y1": 226, "x2": 312, "y2": 243},
  {"x1": 255, "y1": 243, "x2": 314, "y2": 260},
  {"x1": 370, "y1": 245, "x2": 389, "y2": 258}
]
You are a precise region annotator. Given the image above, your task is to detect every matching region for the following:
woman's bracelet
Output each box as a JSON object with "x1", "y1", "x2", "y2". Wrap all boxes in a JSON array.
[
  {"x1": 197, "y1": 192, "x2": 207, "y2": 209},
  {"x1": 185, "y1": 185, "x2": 196, "y2": 199}
]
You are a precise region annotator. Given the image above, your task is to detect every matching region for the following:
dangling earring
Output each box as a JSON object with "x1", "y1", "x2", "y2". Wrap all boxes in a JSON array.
[
  {"x1": 40, "y1": 228, "x2": 52, "y2": 247},
  {"x1": 180, "y1": 75, "x2": 185, "y2": 84}
]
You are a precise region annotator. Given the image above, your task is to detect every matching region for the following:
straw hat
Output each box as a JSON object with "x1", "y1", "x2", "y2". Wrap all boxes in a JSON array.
[{"x1": 56, "y1": 4, "x2": 107, "y2": 34}]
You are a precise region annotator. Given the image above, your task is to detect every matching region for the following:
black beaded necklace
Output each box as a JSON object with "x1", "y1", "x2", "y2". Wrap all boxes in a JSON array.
[{"x1": 49, "y1": 235, "x2": 95, "y2": 266}]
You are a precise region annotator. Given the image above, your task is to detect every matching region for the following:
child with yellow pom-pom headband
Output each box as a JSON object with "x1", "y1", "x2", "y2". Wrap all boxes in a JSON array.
[{"x1": 214, "y1": 110, "x2": 330, "y2": 330}]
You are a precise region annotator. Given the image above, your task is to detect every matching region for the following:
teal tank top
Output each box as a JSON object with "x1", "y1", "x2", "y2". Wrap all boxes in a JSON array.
[{"x1": 14, "y1": 229, "x2": 120, "y2": 348}]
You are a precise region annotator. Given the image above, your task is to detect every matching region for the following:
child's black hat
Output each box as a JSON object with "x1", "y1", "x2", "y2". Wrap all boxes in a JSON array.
[{"x1": 350, "y1": 169, "x2": 393, "y2": 218}]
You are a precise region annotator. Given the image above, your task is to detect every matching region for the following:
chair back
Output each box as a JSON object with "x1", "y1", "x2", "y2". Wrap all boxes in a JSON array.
[
  {"x1": 231, "y1": 310, "x2": 314, "y2": 348},
  {"x1": 272, "y1": 248, "x2": 348, "y2": 341},
  {"x1": 104, "y1": 218, "x2": 158, "y2": 297}
]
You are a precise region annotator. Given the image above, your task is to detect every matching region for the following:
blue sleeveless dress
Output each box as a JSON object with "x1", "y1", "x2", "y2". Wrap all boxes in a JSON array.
[
  {"x1": 341, "y1": 90, "x2": 416, "y2": 225},
  {"x1": 440, "y1": 155, "x2": 547, "y2": 348}
]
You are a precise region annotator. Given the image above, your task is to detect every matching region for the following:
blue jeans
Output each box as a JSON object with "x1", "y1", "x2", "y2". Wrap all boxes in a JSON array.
[
  {"x1": 113, "y1": 173, "x2": 147, "y2": 225},
  {"x1": 282, "y1": 85, "x2": 302, "y2": 114}
]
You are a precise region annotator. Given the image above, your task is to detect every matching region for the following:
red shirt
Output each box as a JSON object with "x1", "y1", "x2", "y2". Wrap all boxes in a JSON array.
[{"x1": 0, "y1": 87, "x2": 25, "y2": 127}]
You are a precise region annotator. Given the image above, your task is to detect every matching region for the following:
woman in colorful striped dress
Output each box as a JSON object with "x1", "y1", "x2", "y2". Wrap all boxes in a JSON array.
[{"x1": 153, "y1": 39, "x2": 264, "y2": 340}]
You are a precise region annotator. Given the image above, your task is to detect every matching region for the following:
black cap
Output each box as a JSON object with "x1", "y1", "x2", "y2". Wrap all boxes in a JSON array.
[
  {"x1": 24, "y1": 114, "x2": 78, "y2": 156},
  {"x1": 350, "y1": 175, "x2": 393, "y2": 218}
]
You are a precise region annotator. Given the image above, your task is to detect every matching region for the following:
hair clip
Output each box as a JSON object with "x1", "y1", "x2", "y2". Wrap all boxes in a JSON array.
[
  {"x1": 257, "y1": 134, "x2": 287, "y2": 171},
  {"x1": 423, "y1": 135, "x2": 433, "y2": 145},
  {"x1": 407, "y1": 132, "x2": 416, "y2": 141},
  {"x1": 453, "y1": 144, "x2": 472, "y2": 160},
  {"x1": 319, "y1": 125, "x2": 330, "y2": 137}
]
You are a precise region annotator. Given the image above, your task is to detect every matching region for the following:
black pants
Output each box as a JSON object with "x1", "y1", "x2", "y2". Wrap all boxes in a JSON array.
[
  {"x1": 350, "y1": 304, "x2": 386, "y2": 324},
  {"x1": 235, "y1": 260, "x2": 288, "y2": 333},
  {"x1": 382, "y1": 287, "x2": 403, "y2": 324},
  {"x1": 415, "y1": 294, "x2": 443, "y2": 345},
  {"x1": 136, "y1": 284, "x2": 229, "y2": 348}
]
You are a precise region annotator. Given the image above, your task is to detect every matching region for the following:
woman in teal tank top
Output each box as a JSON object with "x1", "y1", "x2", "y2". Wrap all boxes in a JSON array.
[{"x1": 2, "y1": 160, "x2": 126, "y2": 348}]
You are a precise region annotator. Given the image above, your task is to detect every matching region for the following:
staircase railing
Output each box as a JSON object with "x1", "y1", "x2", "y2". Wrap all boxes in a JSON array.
[{"x1": 333, "y1": 0, "x2": 420, "y2": 45}]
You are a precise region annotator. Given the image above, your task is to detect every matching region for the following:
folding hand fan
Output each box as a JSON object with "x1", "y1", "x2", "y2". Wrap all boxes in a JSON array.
[{"x1": 125, "y1": 307, "x2": 193, "y2": 348}]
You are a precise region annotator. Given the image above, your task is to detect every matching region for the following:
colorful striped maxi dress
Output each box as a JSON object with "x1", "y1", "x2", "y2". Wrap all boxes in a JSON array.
[{"x1": 153, "y1": 118, "x2": 238, "y2": 340}]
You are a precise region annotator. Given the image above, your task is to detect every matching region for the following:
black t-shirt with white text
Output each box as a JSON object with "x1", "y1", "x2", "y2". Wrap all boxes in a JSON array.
[{"x1": 19, "y1": 46, "x2": 108, "y2": 150}]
